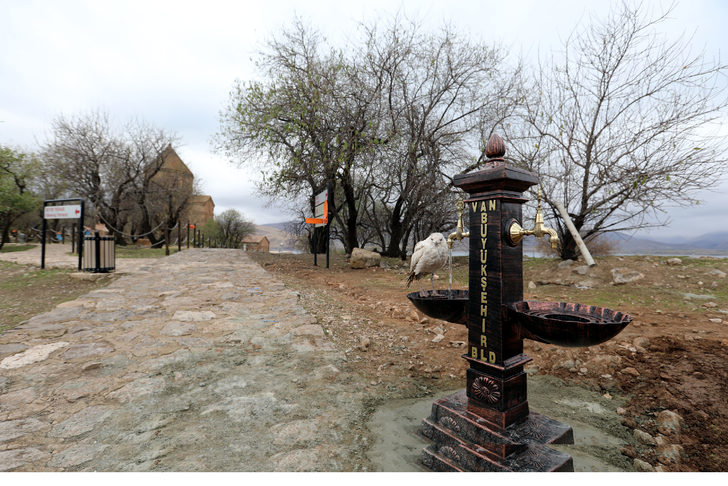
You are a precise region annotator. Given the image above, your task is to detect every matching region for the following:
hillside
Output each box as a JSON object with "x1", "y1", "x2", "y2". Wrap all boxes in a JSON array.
[{"x1": 250, "y1": 223, "x2": 297, "y2": 252}]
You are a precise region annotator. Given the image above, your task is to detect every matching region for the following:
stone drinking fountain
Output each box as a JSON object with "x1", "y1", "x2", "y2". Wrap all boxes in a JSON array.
[{"x1": 407, "y1": 134, "x2": 632, "y2": 472}]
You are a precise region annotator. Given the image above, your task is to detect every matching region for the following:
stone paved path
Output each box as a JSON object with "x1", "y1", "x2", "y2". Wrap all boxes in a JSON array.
[{"x1": 0, "y1": 249, "x2": 371, "y2": 471}]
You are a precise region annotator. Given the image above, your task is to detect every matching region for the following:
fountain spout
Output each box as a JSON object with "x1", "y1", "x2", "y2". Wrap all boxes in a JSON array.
[
  {"x1": 447, "y1": 199, "x2": 470, "y2": 249},
  {"x1": 507, "y1": 187, "x2": 560, "y2": 249}
]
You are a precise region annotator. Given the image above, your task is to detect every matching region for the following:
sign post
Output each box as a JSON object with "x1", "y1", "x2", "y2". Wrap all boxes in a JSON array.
[
  {"x1": 305, "y1": 184, "x2": 331, "y2": 268},
  {"x1": 42, "y1": 199, "x2": 84, "y2": 270}
]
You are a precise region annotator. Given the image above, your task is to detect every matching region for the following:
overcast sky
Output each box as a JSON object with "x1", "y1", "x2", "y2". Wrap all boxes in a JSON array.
[{"x1": 1, "y1": 0, "x2": 726, "y2": 240}]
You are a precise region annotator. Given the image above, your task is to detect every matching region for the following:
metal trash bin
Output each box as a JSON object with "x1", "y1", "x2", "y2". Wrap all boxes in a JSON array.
[{"x1": 83, "y1": 231, "x2": 115, "y2": 272}]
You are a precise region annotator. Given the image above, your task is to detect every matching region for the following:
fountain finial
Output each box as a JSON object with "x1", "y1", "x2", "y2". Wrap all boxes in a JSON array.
[{"x1": 485, "y1": 133, "x2": 506, "y2": 161}]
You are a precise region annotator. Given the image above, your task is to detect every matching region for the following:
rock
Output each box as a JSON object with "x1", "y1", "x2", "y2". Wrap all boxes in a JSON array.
[
  {"x1": 656, "y1": 444, "x2": 684, "y2": 465},
  {"x1": 161, "y1": 322, "x2": 198, "y2": 336},
  {"x1": 49, "y1": 405, "x2": 115, "y2": 438},
  {"x1": 654, "y1": 434, "x2": 668, "y2": 447},
  {"x1": 634, "y1": 429, "x2": 657, "y2": 445},
  {"x1": 107, "y1": 377, "x2": 166, "y2": 402},
  {"x1": 0, "y1": 418, "x2": 46, "y2": 443},
  {"x1": 61, "y1": 342, "x2": 115, "y2": 359},
  {"x1": 621, "y1": 367, "x2": 640, "y2": 377},
  {"x1": 556, "y1": 359, "x2": 576, "y2": 370},
  {"x1": 611, "y1": 268, "x2": 645, "y2": 285},
  {"x1": 682, "y1": 293, "x2": 716, "y2": 300},
  {"x1": 0, "y1": 343, "x2": 29, "y2": 357},
  {"x1": 557, "y1": 259, "x2": 574, "y2": 269},
  {"x1": 709, "y1": 268, "x2": 726, "y2": 278},
  {"x1": 616, "y1": 407, "x2": 627, "y2": 415},
  {"x1": 703, "y1": 301, "x2": 718, "y2": 308},
  {"x1": 449, "y1": 341, "x2": 466, "y2": 348},
  {"x1": 0, "y1": 342, "x2": 69, "y2": 369},
  {"x1": 172, "y1": 310, "x2": 216, "y2": 321},
  {"x1": 666, "y1": 258, "x2": 682, "y2": 266},
  {"x1": 349, "y1": 248, "x2": 381, "y2": 269},
  {"x1": 0, "y1": 448, "x2": 48, "y2": 472},
  {"x1": 528, "y1": 281, "x2": 537, "y2": 289},
  {"x1": 432, "y1": 334, "x2": 445, "y2": 343},
  {"x1": 573, "y1": 265, "x2": 590, "y2": 275},
  {"x1": 709, "y1": 318, "x2": 723, "y2": 324},
  {"x1": 48, "y1": 442, "x2": 110, "y2": 468},
  {"x1": 656, "y1": 410, "x2": 683, "y2": 436},
  {"x1": 575, "y1": 279, "x2": 598, "y2": 289},
  {"x1": 633, "y1": 458, "x2": 654, "y2": 472},
  {"x1": 358, "y1": 337, "x2": 370, "y2": 351},
  {"x1": 633, "y1": 336, "x2": 650, "y2": 348},
  {"x1": 82, "y1": 362, "x2": 103, "y2": 372}
]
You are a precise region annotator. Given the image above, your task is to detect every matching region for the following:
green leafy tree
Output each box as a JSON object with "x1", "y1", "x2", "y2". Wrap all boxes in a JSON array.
[
  {"x1": 214, "y1": 209, "x2": 254, "y2": 249},
  {"x1": 216, "y1": 19, "x2": 386, "y2": 254},
  {"x1": 0, "y1": 146, "x2": 41, "y2": 249}
]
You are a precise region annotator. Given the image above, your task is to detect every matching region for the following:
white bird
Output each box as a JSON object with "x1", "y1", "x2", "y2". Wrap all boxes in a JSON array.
[{"x1": 406, "y1": 233, "x2": 449, "y2": 296}]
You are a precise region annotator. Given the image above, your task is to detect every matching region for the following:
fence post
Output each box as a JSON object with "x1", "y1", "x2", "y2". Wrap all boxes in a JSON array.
[
  {"x1": 165, "y1": 223, "x2": 170, "y2": 256},
  {"x1": 94, "y1": 231, "x2": 101, "y2": 272}
]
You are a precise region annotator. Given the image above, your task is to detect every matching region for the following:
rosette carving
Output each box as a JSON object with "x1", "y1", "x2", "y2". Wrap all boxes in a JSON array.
[{"x1": 472, "y1": 376, "x2": 501, "y2": 404}]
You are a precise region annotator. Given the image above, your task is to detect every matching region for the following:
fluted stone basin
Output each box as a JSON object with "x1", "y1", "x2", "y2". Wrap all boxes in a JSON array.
[
  {"x1": 407, "y1": 290, "x2": 468, "y2": 325},
  {"x1": 508, "y1": 301, "x2": 632, "y2": 347}
]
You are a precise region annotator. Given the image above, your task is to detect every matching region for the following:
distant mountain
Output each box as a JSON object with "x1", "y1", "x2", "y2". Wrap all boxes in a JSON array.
[
  {"x1": 259, "y1": 221, "x2": 295, "y2": 232},
  {"x1": 682, "y1": 231, "x2": 728, "y2": 251},
  {"x1": 251, "y1": 223, "x2": 298, "y2": 252},
  {"x1": 591, "y1": 231, "x2": 728, "y2": 255}
]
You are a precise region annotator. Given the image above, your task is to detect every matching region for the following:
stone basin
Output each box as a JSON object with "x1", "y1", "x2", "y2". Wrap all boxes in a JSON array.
[
  {"x1": 508, "y1": 301, "x2": 632, "y2": 347},
  {"x1": 407, "y1": 290, "x2": 468, "y2": 325}
]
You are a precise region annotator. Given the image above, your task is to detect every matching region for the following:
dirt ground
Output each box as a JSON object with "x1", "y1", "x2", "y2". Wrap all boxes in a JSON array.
[{"x1": 250, "y1": 251, "x2": 728, "y2": 471}]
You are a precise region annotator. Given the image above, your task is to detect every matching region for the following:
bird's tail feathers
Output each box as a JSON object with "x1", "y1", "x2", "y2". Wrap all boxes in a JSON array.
[{"x1": 405, "y1": 271, "x2": 418, "y2": 288}]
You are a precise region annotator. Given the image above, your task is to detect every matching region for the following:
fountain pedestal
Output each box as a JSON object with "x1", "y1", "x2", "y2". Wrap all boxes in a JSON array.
[
  {"x1": 420, "y1": 152, "x2": 575, "y2": 471},
  {"x1": 410, "y1": 135, "x2": 631, "y2": 472}
]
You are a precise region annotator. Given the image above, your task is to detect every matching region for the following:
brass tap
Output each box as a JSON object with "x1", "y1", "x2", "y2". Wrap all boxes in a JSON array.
[
  {"x1": 508, "y1": 187, "x2": 560, "y2": 249},
  {"x1": 448, "y1": 199, "x2": 470, "y2": 249}
]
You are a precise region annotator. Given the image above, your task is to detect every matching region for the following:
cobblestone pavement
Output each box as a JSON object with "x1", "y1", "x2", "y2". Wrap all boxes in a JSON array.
[{"x1": 0, "y1": 249, "x2": 371, "y2": 471}]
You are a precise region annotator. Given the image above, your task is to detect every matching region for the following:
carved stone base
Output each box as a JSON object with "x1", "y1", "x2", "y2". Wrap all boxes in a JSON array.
[{"x1": 420, "y1": 390, "x2": 574, "y2": 472}]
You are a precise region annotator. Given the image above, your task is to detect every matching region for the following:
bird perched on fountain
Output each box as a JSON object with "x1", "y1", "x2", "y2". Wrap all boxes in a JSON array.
[{"x1": 406, "y1": 233, "x2": 449, "y2": 296}]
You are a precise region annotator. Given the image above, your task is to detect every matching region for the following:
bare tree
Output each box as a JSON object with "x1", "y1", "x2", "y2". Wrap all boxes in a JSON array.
[
  {"x1": 508, "y1": 3, "x2": 728, "y2": 260},
  {"x1": 362, "y1": 19, "x2": 521, "y2": 258},
  {"x1": 45, "y1": 111, "x2": 179, "y2": 244}
]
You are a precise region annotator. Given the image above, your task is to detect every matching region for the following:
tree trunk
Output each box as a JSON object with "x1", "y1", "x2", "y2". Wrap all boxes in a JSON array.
[
  {"x1": 342, "y1": 182, "x2": 359, "y2": 254},
  {"x1": 383, "y1": 198, "x2": 405, "y2": 258},
  {"x1": 0, "y1": 216, "x2": 11, "y2": 250},
  {"x1": 558, "y1": 231, "x2": 580, "y2": 261}
]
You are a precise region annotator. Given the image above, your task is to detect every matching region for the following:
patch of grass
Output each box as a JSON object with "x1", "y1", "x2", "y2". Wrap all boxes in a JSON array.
[
  {"x1": 115, "y1": 246, "x2": 182, "y2": 258},
  {"x1": 0, "y1": 244, "x2": 37, "y2": 253},
  {"x1": 0, "y1": 261, "x2": 115, "y2": 334}
]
